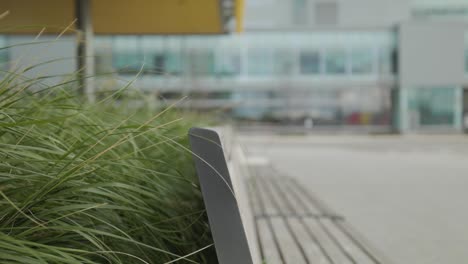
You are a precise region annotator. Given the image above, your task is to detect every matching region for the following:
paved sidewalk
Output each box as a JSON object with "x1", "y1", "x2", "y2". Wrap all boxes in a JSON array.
[{"x1": 241, "y1": 134, "x2": 468, "y2": 264}]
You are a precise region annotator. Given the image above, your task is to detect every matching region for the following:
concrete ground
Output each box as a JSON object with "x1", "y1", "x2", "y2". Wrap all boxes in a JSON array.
[{"x1": 240, "y1": 134, "x2": 468, "y2": 264}]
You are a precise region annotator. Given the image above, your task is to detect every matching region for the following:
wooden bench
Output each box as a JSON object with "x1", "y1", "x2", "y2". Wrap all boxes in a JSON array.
[{"x1": 189, "y1": 127, "x2": 390, "y2": 264}]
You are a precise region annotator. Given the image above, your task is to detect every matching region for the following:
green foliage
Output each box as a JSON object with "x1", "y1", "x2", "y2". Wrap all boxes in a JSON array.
[{"x1": 0, "y1": 73, "x2": 215, "y2": 263}]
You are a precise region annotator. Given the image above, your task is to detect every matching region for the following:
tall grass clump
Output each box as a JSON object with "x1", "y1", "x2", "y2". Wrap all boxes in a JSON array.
[{"x1": 0, "y1": 70, "x2": 216, "y2": 263}]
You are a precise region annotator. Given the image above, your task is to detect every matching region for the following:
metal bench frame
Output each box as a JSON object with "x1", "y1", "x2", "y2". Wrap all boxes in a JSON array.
[{"x1": 188, "y1": 127, "x2": 258, "y2": 264}]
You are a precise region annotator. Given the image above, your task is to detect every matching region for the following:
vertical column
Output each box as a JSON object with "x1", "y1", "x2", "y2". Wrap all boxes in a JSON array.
[
  {"x1": 76, "y1": 0, "x2": 95, "y2": 102},
  {"x1": 399, "y1": 88, "x2": 409, "y2": 133},
  {"x1": 392, "y1": 87, "x2": 408, "y2": 133},
  {"x1": 454, "y1": 86, "x2": 463, "y2": 131}
]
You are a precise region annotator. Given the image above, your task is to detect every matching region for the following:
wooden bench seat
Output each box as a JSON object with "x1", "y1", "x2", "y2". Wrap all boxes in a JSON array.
[{"x1": 249, "y1": 166, "x2": 386, "y2": 264}]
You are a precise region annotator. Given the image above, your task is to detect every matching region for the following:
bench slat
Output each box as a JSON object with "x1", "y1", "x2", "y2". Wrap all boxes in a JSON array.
[
  {"x1": 303, "y1": 218, "x2": 354, "y2": 264},
  {"x1": 320, "y1": 219, "x2": 375, "y2": 264},
  {"x1": 288, "y1": 218, "x2": 332, "y2": 264},
  {"x1": 251, "y1": 169, "x2": 280, "y2": 216},
  {"x1": 257, "y1": 218, "x2": 285, "y2": 264},
  {"x1": 271, "y1": 218, "x2": 308, "y2": 264},
  {"x1": 250, "y1": 166, "x2": 384, "y2": 264},
  {"x1": 276, "y1": 171, "x2": 324, "y2": 216}
]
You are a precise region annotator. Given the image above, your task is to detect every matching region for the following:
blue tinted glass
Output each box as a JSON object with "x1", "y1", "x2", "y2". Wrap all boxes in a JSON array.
[
  {"x1": 275, "y1": 49, "x2": 294, "y2": 75},
  {"x1": 351, "y1": 48, "x2": 373, "y2": 74},
  {"x1": 0, "y1": 36, "x2": 8, "y2": 71},
  {"x1": 465, "y1": 49, "x2": 468, "y2": 73},
  {"x1": 150, "y1": 54, "x2": 166, "y2": 74},
  {"x1": 408, "y1": 87, "x2": 456, "y2": 126},
  {"x1": 300, "y1": 51, "x2": 321, "y2": 74},
  {"x1": 378, "y1": 46, "x2": 392, "y2": 74},
  {"x1": 325, "y1": 49, "x2": 347, "y2": 74},
  {"x1": 143, "y1": 52, "x2": 182, "y2": 75},
  {"x1": 464, "y1": 31, "x2": 468, "y2": 73},
  {"x1": 113, "y1": 52, "x2": 143, "y2": 73},
  {"x1": 112, "y1": 36, "x2": 143, "y2": 74},
  {"x1": 166, "y1": 52, "x2": 183, "y2": 75},
  {"x1": 217, "y1": 51, "x2": 241, "y2": 76},
  {"x1": 187, "y1": 50, "x2": 215, "y2": 76},
  {"x1": 248, "y1": 48, "x2": 274, "y2": 75},
  {"x1": 102, "y1": 31, "x2": 396, "y2": 78}
]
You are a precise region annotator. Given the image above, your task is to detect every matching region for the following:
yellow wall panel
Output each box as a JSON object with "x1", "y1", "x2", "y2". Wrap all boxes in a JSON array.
[
  {"x1": 235, "y1": 0, "x2": 244, "y2": 33},
  {"x1": 92, "y1": 0, "x2": 222, "y2": 34},
  {"x1": 0, "y1": 0, "x2": 224, "y2": 34},
  {"x1": 0, "y1": 0, "x2": 75, "y2": 34}
]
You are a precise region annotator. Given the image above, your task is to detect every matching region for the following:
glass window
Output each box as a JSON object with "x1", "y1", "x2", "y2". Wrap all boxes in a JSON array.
[
  {"x1": 407, "y1": 87, "x2": 456, "y2": 126},
  {"x1": 465, "y1": 32, "x2": 468, "y2": 73},
  {"x1": 186, "y1": 50, "x2": 215, "y2": 76},
  {"x1": 247, "y1": 48, "x2": 274, "y2": 76},
  {"x1": 274, "y1": 49, "x2": 294, "y2": 75},
  {"x1": 300, "y1": 51, "x2": 321, "y2": 74},
  {"x1": 378, "y1": 46, "x2": 392, "y2": 75},
  {"x1": 216, "y1": 51, "x2": 241, "y2": 76},
  {"x1": 465, "y1": 48, "x2": 468, "y2": 73},
  {"x1": 325, "y1": 49, "x2": 347, "y2": 74},
  {"x1": 0, "y1": 36, "x2": 9, "y2": 71},
  {"x1": 113, "y1": 52, "x2": 143, "y2": 74},
  {"x1": 150, "y1": 54, "x2": 166, "y2": 75},
  {"x1": 140, "y1": 37, "x2": 184, "y2": 76},
  {"x1": 166, "y1": 52, "x2": 183, "y2": 75},
  {"x1": 351, "y1": 48, "x2": 374, "y2": 74},
  {"x1": 94, "y1": 36, "x2": 113, "y2": 74},
  {"x1": 112, "y1": 37, "x2": 143, "y2": 74}
]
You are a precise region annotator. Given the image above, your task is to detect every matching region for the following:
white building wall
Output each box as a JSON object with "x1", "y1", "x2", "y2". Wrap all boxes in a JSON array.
[
  {"x1": 399, "y1": 21, "x2": 465, "y2": 87},
  {"x1": 244, "y1": 0, "x2": 411, "y2": 30}
]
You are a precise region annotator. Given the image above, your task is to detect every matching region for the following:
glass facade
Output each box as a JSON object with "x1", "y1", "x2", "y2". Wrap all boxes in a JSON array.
[
  {"x1": 325, "y1": 48, "x2": 347, "y2": 74},
  {"x1": 93, "y1": 31, "x2": 397, "y2": 79},
  {"x1": 99, "y1": 32, "x2": 397, "y2": 126},
  {"x1": 112, "y1": 37, "x2": 143, "y2": 74},
  {"x1": 0, "y1": 32, "x2": 397, "y2": 127},
  {"x1": 351, "y1": 47, "x2": 374, "y2": 74},
  {"x1": 247, "y1": 47, "x2": 274, "y2": 75},
  {"x1": 378, "y1": 46, "x2": 396, "y2": 75},
  {"x1": 216, "y1": 50, "x2": 240, "y2": 76},
  {"x1": 465, "y1": 48, "x2": 468, "y2": 74},
  {"x1": 407, "y1": 87, "x2": 456, "y2": 126},
  {"x1": 465, "y1": 32, "x2": 468, "y2": 74},
  {"x1": 300, "y1": 50, "x2": 321, "y2": 74},
  {"x1": 0, "y1": 36, "x2": 8, "y2": 71}
]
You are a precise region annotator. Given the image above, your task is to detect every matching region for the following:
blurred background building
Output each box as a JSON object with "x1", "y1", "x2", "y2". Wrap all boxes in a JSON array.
[{"x1": 1, "y1": 0, "x2": 468, "y2": 133}]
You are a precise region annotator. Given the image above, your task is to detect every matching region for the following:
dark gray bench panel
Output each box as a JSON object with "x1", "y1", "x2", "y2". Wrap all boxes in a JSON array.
[{"x1": 188, "y1": 127, "x2": 256, "y2": 264}]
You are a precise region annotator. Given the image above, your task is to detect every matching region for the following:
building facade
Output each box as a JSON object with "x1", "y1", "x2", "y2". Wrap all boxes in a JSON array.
[{"x1": 2, "y1": 0, "x2": 468, "y2": 132}]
